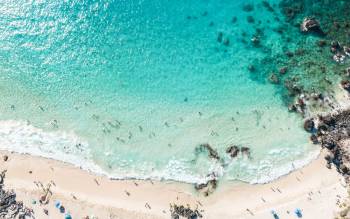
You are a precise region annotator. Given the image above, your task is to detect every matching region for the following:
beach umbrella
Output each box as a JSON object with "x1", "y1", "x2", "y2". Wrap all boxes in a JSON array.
[{"x1": 295, "y1": 208, "x2": 303, "y2": 218}]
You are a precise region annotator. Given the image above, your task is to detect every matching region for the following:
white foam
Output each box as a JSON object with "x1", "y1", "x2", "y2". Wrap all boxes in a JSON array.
[
  {"x1": 0, "y1": 119, "x2": 216, "y2": 184},
  {"x1": 248, "y1": 149, "x2": 320, "y2": 184},
  {"x1": 0, "y1": 120, "x2": 109, "y2": 177},
  {"x1": 0, "y1": 119, "x2": 321, "y2": 185}
]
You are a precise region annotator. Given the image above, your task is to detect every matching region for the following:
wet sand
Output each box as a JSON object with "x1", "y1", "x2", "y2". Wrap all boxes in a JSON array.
[{"x1": 0, "y1": 149, "x2": 346, "y2": 219}]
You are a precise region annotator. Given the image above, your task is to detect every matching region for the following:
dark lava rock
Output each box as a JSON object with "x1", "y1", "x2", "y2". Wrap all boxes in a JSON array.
[
  {"x1": 240, "y1": 147, "x2": 251, "y2": 158},
  {"x1": 323, "y1": 139, "x2": 336, "y2": 150},
  {"x1": 171, "y1": 213, "x2": 180, "y2": 219},
  {"x1": 317, "y1": 40, "x2": 327, "y2": 47},
  {"x1": 304, "y1": 119, "x2": 315, "y2": 132},
  {"x1": 284, "y1": 79, "x2": 303, "y2": 96},
  {"x1": 226, "y1": 145, "x2": 239, "y2": 158},
  {"x1": 247, "y1": 16, "x2": 255, "y2": 23},
  {"x1": 248, "y1": 65, "x2": 256, "y2": 72},
  {"x1": 340, "y1": 164, "x2": 349, "y2": 174},
  {"x1": 195, "y1": 143, "x2": 220, "y2": 160},
  {"x1": 279, "y1": 66, "x2": 288, "y2": 74},
  {"x1": 3, "y1": 155, "x2": 8, "y2": 162},
  {"x1": 313, "y1": 109, "x2": 350, "y2": 182},
  {"x1": 325, "y1": 154, "x2": 334, "y2": 162},
  {"x1": 170, "y1": 204, "x2": 203, "y2": 219},
  {"x1": 268, "y1": 73, "x2": 279, "y2": 84},
  {"x1": 195, "y1": 179, "x2": 217, "y2": 191},
  {"x1": 331, "y1": 41, "x2": 341, "y2": 53},
  {"x1": 194, "y1": 178, "x2": 217, "y2": 196},
  {"x1": 310, "y1": 134, "x2": 319, "y2": 144},
  {"x1": 300, "y1": 17, "x2": 324, "y2": 36},
  {"x1": 194, "y1": 183, "x2": 207, "y2": 191},
  {"x1": 0, "y1": 171, "x2": 34, "y2": 218},
  {"x1": 341, "y1": 80, "x2": 350, "y2": 92},
  {"x1": 285, "y1": 51, "x2": 294, "y2": 58},
  {"x1": 288, "y1": 104, "x2": 297, "y2": 112},
  {"x1": 242, "y1": 4, "x2": 254, "y2": 12},
  {"x1": 317, "y1": 123, "x2": 329, "y2": 135}
]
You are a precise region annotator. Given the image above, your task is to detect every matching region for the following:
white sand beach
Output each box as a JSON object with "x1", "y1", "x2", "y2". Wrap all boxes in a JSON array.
[{"x1": 0, "y1": 149, "x2": 346, "y2": 219}]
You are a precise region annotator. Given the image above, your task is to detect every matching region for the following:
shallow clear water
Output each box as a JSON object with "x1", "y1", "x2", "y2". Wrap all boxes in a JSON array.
[{"x1": 0, "y1": 0, "x2": 319, "y2": 183}]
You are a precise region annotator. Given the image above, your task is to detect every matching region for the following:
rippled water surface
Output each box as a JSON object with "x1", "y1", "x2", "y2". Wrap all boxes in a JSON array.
[{"x1": 0, "y1": 0, "x2": 319, "y2": 183}]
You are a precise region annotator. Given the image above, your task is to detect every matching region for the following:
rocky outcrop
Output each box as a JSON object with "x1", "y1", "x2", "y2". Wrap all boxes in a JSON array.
[
  {"x1": 225, "y1": 145, "x2": 239, "y2": 158},
  {"x1": 300, "y1": 17, "x2": 324, "y2": 35},
  {"x1": 313, "y1": 110, "x2": 350, "y2": 182},
  {"x1": 304, "y1": 118, "x2": 315, "y2": 132},
  {"x1": 341, "y1": 80, "x2": 350, "y2": 93},
  {"x1": 194, "y1": 178, "x2": 217, "y2": 197},
  {"x1": 268, "y1": 73, "x2": 279, "y2": 84},
  {"x1": 195, "y1": 144, "x2": 220, "y2": 160},
  {"x1": 0, "y1": 170, "x2": 34, "y2": 218},
  {"x1": 240, "y1": 147, "x2": 251, "y2": 158},
  {"x1": 170, "y1": 204, "x2": 203, "y2": 219}
]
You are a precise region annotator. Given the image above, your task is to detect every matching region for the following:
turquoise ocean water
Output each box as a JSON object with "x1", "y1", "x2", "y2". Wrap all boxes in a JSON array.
[{"x1": 0, "y1": 0, "x2": 319, "y2": 184}]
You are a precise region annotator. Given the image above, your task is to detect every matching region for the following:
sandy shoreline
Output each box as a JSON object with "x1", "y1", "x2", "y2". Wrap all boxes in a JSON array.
[{"x1": 0, "y1": 148, "x2": 347, "y2": 219}]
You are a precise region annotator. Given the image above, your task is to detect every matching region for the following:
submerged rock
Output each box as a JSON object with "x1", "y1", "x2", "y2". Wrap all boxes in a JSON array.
[
  {"x1": 248, "y1": 65, "x2": 256, "y2": 72},
  {"x1": 242, "y1": 4, "x2": 254, "y2": 12},
  {"x1": 231, "y1": 16, "x2": 237, "y2": 23},
  {"x1": 170, "y1": 204, "x2": 203, "y2": 219},
  {"x1": 284, "y1": 79, "x2": 303, "y2": 96},
  {"x1": 194, "y1": 178, "x2": 217, "y2": 196},
  {"x1": 240, "y1": 146, "x2": 251, "y2": 158},
  {"x1": 251, "y1": 36, "x2": 260, "y2": 47},
  {"x1": 331, "y1": 41, "x2": 341, "y2": 53},
  {"x1": 262, "y1": 1, "x2": 274, "y2": 12},
  {"x1": 268, "y1": 73, "x2": 279, "y2": 84},
  {"x1": 313, "y1": 110, "x2": 350, "y2": 182},
  {"x1": 333, "y1": 53, "x2": 346, "y2": 63},
  {"x1": 341, "y1": 80, "x2": 350, "y2": 92},
  {"x1": 226, "y1": 145, "x2": 240, "y2": 158},
  {"x1": 304, "y1": 119, "x2": 315, "y2": 132},
  {"x1": 300, "y1": 17, "x2": 324, "y2": 35},
  {"x1": 217, "y1": 32, "x2": 223, "y2": 43},
  {"x1": 279, "y1": 66, "x2": 288, "y2": 74},
  {"x1": 195, "y1": 143, "x2": 220, "y2": 160},
  {"x1": 247, "y1": 16, "x2": 255, "y2": 23},
  {"x1": 317, "y1": 39, "x2": 327, "y2": 47},
  {"x1": 0, "y1": 170, "x2": 34, "y2": 218}
]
